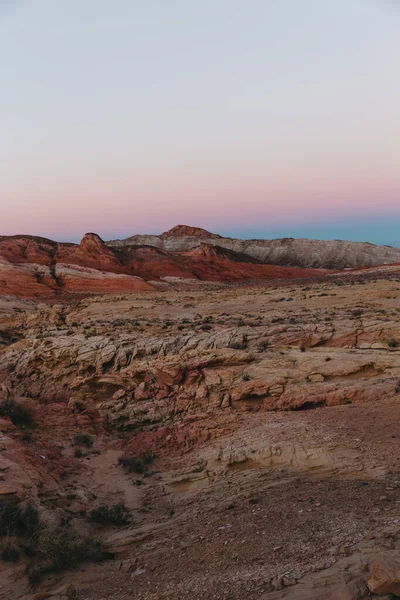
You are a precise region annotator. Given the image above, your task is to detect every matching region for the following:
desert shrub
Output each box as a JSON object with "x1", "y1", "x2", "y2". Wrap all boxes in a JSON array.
[
  {"x1": 88, "y1": 503, "x2": 131, "y2": 526},
  {"x1": 388, "y1": 338, "x2": 398, "y2": 349},
  {"x1": 139, "y1": 451, "x2": 155, "y2": 465},
  {"x1": 192, "y1": 464, "x2": 204, "y2": 473},
  {"x1": 37, "y1": 528, "x2": 99, "y2": 570},
  {"x1": 230, "y1": 335, "x2": 248, "y2": 350},
  {"x1": 200, "y1": 324, "x2": 212, "y2": 331},
  {"x1": 33, "y1": 269, "x2": 44, "y2": 283},
  {"x1": 26, "y1": 527, "x2": 105, "y2": 583},
  {"x1": 0, "y1": 499, "x2": 40, "y2": 538},
  {"x1": 118, "y1": 451, "x2": 156, "y2": 474},
  {"x1": 0, "y1": 399, "x2": 33, "y2": 427},
  {"x1": 73, "y1": 434, "x2": 94, "y2": 447},
  {"x1": 1, "y1": 542, "x2": 20, "y2": 562},
  {"x1": 242, "y1": 374, "x2": 251, "y2": 381},
  {"x1": 74, "y1": 448, "x2": 83, "y2": 458},
  {"x1": 258, "y1": 340, "x2": 269, "y2": 351},
  {"x1": 70, "y1": 400, "x2": 87, "y2": 414},
  {"x1": 118, "y1": 456, "x2": 145, "y2": 474}
]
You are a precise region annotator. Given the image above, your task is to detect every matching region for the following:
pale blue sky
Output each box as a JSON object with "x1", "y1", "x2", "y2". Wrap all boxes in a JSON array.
[{"x1": 1, "y1": 1, "x2": 400, "y2": 244}]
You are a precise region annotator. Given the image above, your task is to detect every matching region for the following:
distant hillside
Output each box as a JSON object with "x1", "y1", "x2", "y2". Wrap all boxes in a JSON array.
[
  {"x1": 110, "y1": 227, "x2": 400, "y2": 270},
  {"x1": 0, "y1": 230, "x2": 327, "y2": 298}
]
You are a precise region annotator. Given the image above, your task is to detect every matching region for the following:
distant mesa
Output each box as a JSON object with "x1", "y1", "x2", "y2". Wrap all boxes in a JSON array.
[{"x1": 161, "y1": 225, "x2": 222, "y2": 239}]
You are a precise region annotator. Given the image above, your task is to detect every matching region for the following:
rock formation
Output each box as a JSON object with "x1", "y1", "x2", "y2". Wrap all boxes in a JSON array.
[
  {"x1": 0, "y1": 231, "x2": 331, "y2": 299},
  {"x1": 2, "y1": 274, "x2": 400, "y2": 598},
  {"x1": 111, "y1": 225, "x2": 400, "y2": 269}
]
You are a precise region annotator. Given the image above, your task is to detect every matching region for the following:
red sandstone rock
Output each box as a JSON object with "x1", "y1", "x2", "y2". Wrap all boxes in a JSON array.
[
  {"x1": 56, "y1": 233, "x2": 123, "y2": 271},
  {"x1": 0, "y1": 231, "x2": 330, "y2": 299}
]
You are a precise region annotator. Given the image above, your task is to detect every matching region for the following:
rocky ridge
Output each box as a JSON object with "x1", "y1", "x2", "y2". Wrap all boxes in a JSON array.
[
  {"x1": 111, "y1": 226, "x2": 400, "y2": 269},
  {"x1": 0, "y1": 232, "x2": 329, "y2": 299}
]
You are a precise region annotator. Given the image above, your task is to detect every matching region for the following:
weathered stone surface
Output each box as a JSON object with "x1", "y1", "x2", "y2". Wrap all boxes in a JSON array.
[{"x1": 367, "y1": 552, "x2": 400, "y2": 595}]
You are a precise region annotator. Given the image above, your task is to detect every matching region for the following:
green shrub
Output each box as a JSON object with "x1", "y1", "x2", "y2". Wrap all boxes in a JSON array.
[
  {"x1": 88, "y1": 503, "x2": 131, "y2": 526},
  {"x1": 73, "y1": 434, "x2": 94, "y2": 447},
  {"x1": 0, "y1": 399, "x2": 33, "y2": 427}
]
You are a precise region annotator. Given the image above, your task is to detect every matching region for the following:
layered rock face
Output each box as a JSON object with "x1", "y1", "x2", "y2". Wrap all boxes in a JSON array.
[
  {"x1": 0, "y1": 231, "x2": 330, "y2": 299},
  {"x1": 3, "y1": 279, "x2": 400, "y2": 443},
  {"x1": 112, "y1": 226, "x2": 400, "y2": 269},
  {"x1": 56, "y1": 232, "x2": 123, "y2": 271}
]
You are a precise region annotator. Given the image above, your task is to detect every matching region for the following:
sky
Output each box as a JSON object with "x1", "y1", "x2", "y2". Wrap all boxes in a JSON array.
[{"x1": 1, "y1": 0, "x2": 400, "y2": 245}]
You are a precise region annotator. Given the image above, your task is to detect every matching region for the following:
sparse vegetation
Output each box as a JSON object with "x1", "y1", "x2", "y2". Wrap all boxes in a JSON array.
[
  {"x1": 258, "y1": 340, "x2": 269, "y2": 351},
  {"x1": 230, "y1": 335, "x2": 248, "y2": 350},
  {"x1": 118, "y1": 451, "x2": 156, "y2": 474},
  {"x1": 0, "y1": 398, "x2": 33, "y2": 427},
  {"x1": 33, "y1": 269, "x2": 44, "y2": 283},
  {"x1": 0, "y1": 499, "x2": 40, "y2": 538},
  {"x1": 1, "y1": 542, "x2": 20, "y2": 562},
  {"x1": 88, "y1": 503, "x2": 131, "y2": 526},
  {"x1": 73, "y1": 433, "x2": 94, "y2": 447},
  {"x1": 27, "y1": 527, "x2": 104, "y2": 583}
]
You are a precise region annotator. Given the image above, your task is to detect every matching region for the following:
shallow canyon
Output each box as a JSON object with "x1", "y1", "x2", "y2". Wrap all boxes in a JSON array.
[{"x1": 1, "y1": 268, "x2": 400, "y2": 599}]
